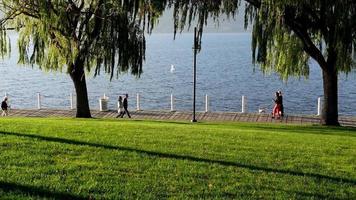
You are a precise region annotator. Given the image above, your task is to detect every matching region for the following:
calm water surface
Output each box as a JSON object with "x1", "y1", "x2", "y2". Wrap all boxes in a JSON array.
[{"x1": 0, "y1": 33, "x2": 355, "y2": 115}]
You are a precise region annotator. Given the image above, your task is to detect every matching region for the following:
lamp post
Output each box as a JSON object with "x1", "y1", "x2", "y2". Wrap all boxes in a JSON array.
[{"x1": 192, "y1": 27, "x2": 200, "y2": 123}]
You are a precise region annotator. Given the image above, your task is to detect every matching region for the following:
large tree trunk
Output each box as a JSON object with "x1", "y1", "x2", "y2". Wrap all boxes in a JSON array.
[
  {"x1": 321, "y1": 69, "x2": 339, "y2": 126},
  {"x1": 69, "y1": 63, "x2": 91, "y2": 118}
]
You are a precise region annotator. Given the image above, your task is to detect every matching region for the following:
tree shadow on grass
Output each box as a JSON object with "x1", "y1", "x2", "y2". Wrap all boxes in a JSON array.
[
  {"x1": 259, "y1": 186, "x2": 349, "y2": 200},
  {"x1": 248, "y1": 125, "x2": 356, "y2": 137},
  {"x1": 0, "y1": 180, "x2": 87, "y2": 200},
  {"x1": 1, "y1": 131, "x2": 355, "y2": 186}
]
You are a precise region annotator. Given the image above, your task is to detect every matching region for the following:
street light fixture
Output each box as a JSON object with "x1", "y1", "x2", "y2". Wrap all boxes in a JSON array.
[{"x1": 192, "y1": 27, "x2": 201, "y2": 123}]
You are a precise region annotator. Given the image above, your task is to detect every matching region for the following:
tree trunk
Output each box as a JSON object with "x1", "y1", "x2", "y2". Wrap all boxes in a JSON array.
[
  {"x1": 70, "y1": 63, "x2": 91, "y2": 118},
  {"x1": 321, "y1": 69, "x2": 339, "y2": 126}
]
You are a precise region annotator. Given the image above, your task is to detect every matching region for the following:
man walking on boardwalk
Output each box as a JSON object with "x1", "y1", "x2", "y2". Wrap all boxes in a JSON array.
[
  {"x1": 121, "y1": 94, "x2": 131, "y2": 118},
  {"x1": 1, "y1": 97, "x2": 9, "y2": 116}
]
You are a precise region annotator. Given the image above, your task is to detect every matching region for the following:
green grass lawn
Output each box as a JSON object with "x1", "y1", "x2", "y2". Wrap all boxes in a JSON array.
[{"x1": 0, "y1": 118, "x2": 355, "y2": 199}]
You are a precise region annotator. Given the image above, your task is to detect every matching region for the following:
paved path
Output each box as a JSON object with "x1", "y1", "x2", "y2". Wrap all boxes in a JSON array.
[{"x1": 3, "y1": 109, "x2": 356, "y2": 127}]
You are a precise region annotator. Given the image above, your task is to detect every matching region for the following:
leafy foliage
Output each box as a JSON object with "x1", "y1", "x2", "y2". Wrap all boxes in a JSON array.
[
  {"x1": 163, "y1": 0, "x2": 356, "y2": 80},
  {"x1": 0, "y1": 0, "x2": 159, "y2": 79},
  {"x1": 164, "y1": 0, "x2": 241, "y2": 48},
  {"x1": 246, "y1": 0, "x2": 356, "y2": 79},
  {"x1": 3, "y1": 0, "x2": 353, "y2": 81}
]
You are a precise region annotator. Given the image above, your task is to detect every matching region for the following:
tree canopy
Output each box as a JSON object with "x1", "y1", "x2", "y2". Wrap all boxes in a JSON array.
[
  {"x1": 166, "y1": 0, "x2": 356, "y2": 78},
  {"x1": 164, "y1": 0, "x2": 356, "y2": 125},
  {"x1": 0, "y1": 0, "x2": 159, "y2": 79},
  {"x1": 0, "y1": 0, "x2": 355, "y2": 123},
  {"x1": 246, "y1": 0, "x2": 356, "y2": 79},
  {"x1": 0, "y1": 0, "x2": 161, "y2": 117}
]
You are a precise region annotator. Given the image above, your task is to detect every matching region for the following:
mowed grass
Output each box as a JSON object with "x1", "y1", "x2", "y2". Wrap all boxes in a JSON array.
[{"x1": 0, "y1": 118, "x2": 355, "y2": 199}]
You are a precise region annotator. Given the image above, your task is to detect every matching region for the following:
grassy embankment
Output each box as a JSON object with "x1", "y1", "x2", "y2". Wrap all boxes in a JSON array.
[{"x1": 0, "y1": 118, "x2": 355, "y2": 199}]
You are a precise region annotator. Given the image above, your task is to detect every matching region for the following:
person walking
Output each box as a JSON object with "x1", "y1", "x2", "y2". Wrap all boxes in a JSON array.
[
  {"x1": 272, "y1": 92, "x2": 282, "y2": 118},
  {"x1": 278, "y1": 91, "x2": 284, "y2": 117},
  {"x1": 116, "y1": 96, "x2": 124, "y2": 118},
  {"x1": 1, "y1": 97, "x2": 9, "y2": 116},
  {"x1": 121, "y1": 94, "x2": 131, "y2": 118}
]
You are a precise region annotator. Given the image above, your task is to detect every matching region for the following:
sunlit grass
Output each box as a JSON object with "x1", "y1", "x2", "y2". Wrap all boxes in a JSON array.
[{"x1": 0, "y1": 118, "x2": 355, "y2": 199}]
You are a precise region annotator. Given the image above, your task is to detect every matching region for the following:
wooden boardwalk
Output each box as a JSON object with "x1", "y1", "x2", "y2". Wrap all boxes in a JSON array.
[{"x1": 3, "y1": 109, "x2": 356, "y2": 127}]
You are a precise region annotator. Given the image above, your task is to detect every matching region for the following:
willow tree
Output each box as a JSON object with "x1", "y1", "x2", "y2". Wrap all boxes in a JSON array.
[
  {"x1": 165, "y1": 0, "x2": 356, "y2": 125},
  {"x1": 0, "y1": 0, "x2": 159, "y2": 118}
]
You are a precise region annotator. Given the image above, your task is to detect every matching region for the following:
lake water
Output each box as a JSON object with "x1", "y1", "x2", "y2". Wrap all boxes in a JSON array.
[{"x1": 0, "y1": 33, "x2": 356, "y2": 115}]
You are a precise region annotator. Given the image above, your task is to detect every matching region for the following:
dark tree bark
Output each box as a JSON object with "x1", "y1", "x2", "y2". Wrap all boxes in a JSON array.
[
  {"x1": 321, "y1": 69, "x2": 339, "y2": 125},
  {"x1": 69, "y1": 61, "x2": 91, "y2": 118}
]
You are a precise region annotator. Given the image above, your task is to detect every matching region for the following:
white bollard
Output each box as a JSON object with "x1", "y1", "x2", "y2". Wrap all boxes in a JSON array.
[
  {"x1": 70, "y1": 93, "x2": 74, "y2": 110},
  {"x1": 317, "y1": 97, "x2": 322, "y2": 116},
  {"x1": 37, "y1": 93, "x2": 41, "y2": 109},
  {"x1": 242, "y1": 95, "x2": 247, "y2": 113},
  {"x1": 171, "y1": 94, "x2": 174, "y2": 111},
  {"x1": 205, "y1": 94, "x2": 209, "y2": 112},
  {"x1": 136, "y1": 93, "x2": 140, "y2": 111},
  {"x1": 99, "y1": 94, "x2": 109, "y2": 112}
]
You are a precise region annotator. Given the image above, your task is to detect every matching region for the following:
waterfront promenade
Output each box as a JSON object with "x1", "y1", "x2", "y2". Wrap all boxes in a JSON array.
[{"x1": 4, "y1": 109, "x2": 356, "y2": 127}]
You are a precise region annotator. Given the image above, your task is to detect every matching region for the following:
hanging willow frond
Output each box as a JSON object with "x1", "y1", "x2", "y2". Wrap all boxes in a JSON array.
[
  {"x1": 245, "y1": 0, "x2": 356, "y2": 79},
  {"x1": 0, "y1": 0, "x2": 164, "y2": 80},
  {"x1": 164, "y1": 0, "x2": 356, "y2": 80},
  {"x1": 0, "y1": 0, "x2": 355, "y2": 81}
]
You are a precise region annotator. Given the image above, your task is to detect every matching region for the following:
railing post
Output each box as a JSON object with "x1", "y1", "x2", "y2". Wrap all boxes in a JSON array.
[
  {"x1": 70, "y1": 93, "x2": 74, "y2": 110},
  {"x1": 171, "y1": 94, "x2": 174, "y2": 111},
  {"x1": 317, "y1": 97, "x2": 322, "y2": 116},
  {"x1": 37, "y1": 93, "x2": 41, "y2": 109},
  {"x1": 205, "y1": 94, "x2": 209, "y2": 112},
  {"x1": 136, "y1": 93, "x2": 140, "y2": 111},
  {"x1": 242, "y1": 95, "x2": 247, "y2": 113}
]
